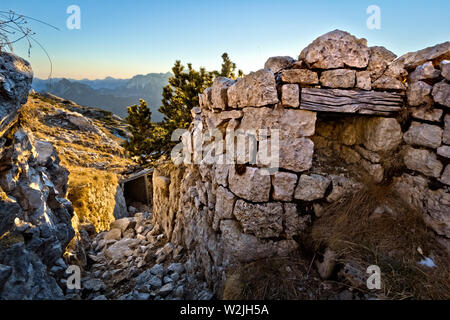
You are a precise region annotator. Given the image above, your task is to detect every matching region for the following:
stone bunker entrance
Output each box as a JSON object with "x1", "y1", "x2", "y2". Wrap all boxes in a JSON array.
[{"x1": 120, "y1": 168, "x2": 154, "y2": 207}]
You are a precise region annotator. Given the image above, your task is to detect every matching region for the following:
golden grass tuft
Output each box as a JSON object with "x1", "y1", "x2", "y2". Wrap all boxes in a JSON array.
[{"x1": 67, "y1": 167, "x2": 119, "y2": 232}]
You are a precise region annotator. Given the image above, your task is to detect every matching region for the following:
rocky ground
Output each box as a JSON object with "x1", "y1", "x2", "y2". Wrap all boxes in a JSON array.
[{"x1": 65, "y1": 208, "x2": 214, "y2": 300}]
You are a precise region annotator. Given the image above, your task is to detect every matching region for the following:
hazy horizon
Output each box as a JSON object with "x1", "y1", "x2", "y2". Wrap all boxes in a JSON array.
[{"x1": 2, "y1": 0, "x2": 450, "y2": 80}]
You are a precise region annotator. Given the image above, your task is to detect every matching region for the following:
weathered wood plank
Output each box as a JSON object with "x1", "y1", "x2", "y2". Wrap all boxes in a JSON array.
[{"x1": 300, "y1": 88, "x2": 404, "y2": 114}]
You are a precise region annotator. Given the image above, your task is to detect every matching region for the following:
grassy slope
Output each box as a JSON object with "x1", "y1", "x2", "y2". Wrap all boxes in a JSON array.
[{"x1": 20, "y1": 93, "x2": 135, "y2": 232}]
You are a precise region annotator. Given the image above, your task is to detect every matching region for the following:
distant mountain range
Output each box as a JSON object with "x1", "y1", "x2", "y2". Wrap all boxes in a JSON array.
[{"x1": 32, "y1": 73, "x2": 172, "y2": 121}]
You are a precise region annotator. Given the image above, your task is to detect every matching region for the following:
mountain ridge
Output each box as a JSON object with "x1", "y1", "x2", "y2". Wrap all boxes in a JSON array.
[{"x1": 32, "y1": 72, "x2": 172, "y2": 121}]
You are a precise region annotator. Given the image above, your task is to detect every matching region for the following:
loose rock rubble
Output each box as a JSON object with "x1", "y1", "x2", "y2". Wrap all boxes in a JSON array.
[{"x1": 65, "y1": 212, "x2": 213, "y2": 300}]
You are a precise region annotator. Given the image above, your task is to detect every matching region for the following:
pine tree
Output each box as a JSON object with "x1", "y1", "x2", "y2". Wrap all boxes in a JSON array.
[
  {"x1": 212, "y1": 53, "x2": 244, "y2": 79},
  {"x1": 125, "y1": 53, "x2": 242, "y2": 164},
  {"x1": 124, "y1": 99, "x2": 166, "y2": 163}
]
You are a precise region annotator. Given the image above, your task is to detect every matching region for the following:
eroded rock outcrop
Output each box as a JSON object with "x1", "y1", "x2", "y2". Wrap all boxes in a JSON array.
[{"x1": 0, "y1": 52, "x2": 74, "y2": 299}]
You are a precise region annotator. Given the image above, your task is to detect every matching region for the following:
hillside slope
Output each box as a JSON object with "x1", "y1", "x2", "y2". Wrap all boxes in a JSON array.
[{"x1": 20, "y1": 93, "x2": 135, "y2": 233}]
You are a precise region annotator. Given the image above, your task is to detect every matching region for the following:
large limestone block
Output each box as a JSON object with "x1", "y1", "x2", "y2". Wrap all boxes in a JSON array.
[
  {"x1": 363, "y1": 117, "x2": 402, "y2": 151},
  {"x1": 299, "y1": 30, "x2": 370, "y2": 69},
  {"x1": 272, "y1": 172, "x2": 298, "y2": 201},
  {"x1": 410, "y1": 107, "x2": 443, "y2": 122},
  {"x1": 233, "y1": 200, "x2": 283, "y2": 238},
  {"x1": 199, "y1": 87, "x2": 212, "y2": 110},
  {"x1": 320, "y1": 69, "x2": 356, "y2": 88},
  {"x1": 425, "y1": 188, "x2": 450, "y2": 238},
  {"x1": 394, "y1": 41, "x2": 450, "y2": 71},
  {"x1": 238, "y1": 107, "x2": 316, "y2": 140},
  {"x1": 219, "y1": 220, "x2": 277, "y2": 263},
  {"x1": 281, "y1": 84, "x2": 300, "y2": 107},
  {"x1": 441, "y1": 60, "x2": 450, "y2": 81},
  {"x1": 281, "y1": 69, "x2": 319, "y2": 85},
  {"x1": 437, "y1": 146, "x2": 450, "y2": 158},
  {"x1": 384, "y1": 41, "x2": 450, "y2": 81},
  {"x1": 440, "y1": 165, "x2": 450, "y2": 185},
  {"x1": 404, "y1": 147, "x2": 443, "y2": 178},
  {"x1": 445, "y1": 115, "x2": 450, "y2": 144},
  {"x1": 228, "y1": 166, "x2": 271, "y2": 202},
  {"x1": 284, "y1": 203, "x2": 310, "y2": 238},
  {"x1": 264, "y1": 56, "x2": 295, "y2": 73},
  {"x1": 356, "y1": 71, "x2": 371, "y2": 90},
  {"x1": 403, "y1": 122, "x2": 442, "y2": 149},
  {"x1": 279, "y1": 137, "x2": 314, "y2": 172},
  {"x1": 294, "y1": 174, "x2": 331, "y2": 201},
  {"x1": 407, "y1": 81, "x2": 432, "y2": 106},
  {"x1": 366, "y1": 46, "x2": 397, "y2": 81},
  {"x1": 227, "y1": 69, "x2": 278, "y2": 108},
  {"x1": 371, "y1": 75, "x2": 405, "y2": 90},
  {"x1": 211, "y1": 77, "x2": 235, "y2": 110},
  {"x1": 432, "y1": 81, "x2": 450, "y2": 107},
  {"x1": 409, "y1": 61, "x2": 441, "y2": 82},
  {"x1": 215, "y1": 186, "x2": 237, "y2": 220}
]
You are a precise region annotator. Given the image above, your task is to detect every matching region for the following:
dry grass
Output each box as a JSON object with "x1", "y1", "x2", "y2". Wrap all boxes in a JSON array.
[
  {"x1": 223, "y1": 255, "x2": 343, "y2": 300},
  {"x1": 66, "y1": 167, "x2": 119, "y2": 232},
  {"x1": 311, "y1": 182, "x2": 450, "y2": 300}
]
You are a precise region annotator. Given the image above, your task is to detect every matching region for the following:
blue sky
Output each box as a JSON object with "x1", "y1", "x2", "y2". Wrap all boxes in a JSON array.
[{"x1": 2, "y1": 0, "x2": 449, "y2": 79}]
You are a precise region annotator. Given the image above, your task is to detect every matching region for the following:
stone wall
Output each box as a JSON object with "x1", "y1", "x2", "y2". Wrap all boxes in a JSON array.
[{"x1": 153, "y1": 30, "x2": 450, "y2": 295}]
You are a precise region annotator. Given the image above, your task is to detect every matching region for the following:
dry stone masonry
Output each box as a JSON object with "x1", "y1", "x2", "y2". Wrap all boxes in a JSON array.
[{"x1": 152, "y1": 30, "x2": 450, "y2": 296}]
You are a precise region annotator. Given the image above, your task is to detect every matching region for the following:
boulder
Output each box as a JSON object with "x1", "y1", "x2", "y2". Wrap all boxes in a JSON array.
[
  {"x1": 371, "y1": 75, "x2": 405, "y2": 90},
  {"x1": 403, "y1": 122, "x2": 442, "y2": 149},
  {"x1": 104, "y1": 238, "x2": 137, "y2": 261},
  {"x1": 238, "y1": 107, "x2": 316, "y2": 140},
  {"x1": 215, "y1": 186, "x2": 237, "y2": 220},
  {"x1": 283, "y1": 203, "x2": 310, "y2": 238},
  {"x1": 228, "y1": 166, "x2": 271, "y2": 202},
  {"x1": 110, "y1": 217, "x2": 134, "y2": 233},
  {"x1": 384, "y1": 41, "x2": 450, "y2": 81},
  {"x1": 404, "y1": 147, "x2": 443, "y2": 178},
  {"x1": 411, "y1": 107, "x2": 443, "y2": 122},
  {"x1": 363, "y1": 117, "x2": 402, "y2": 152},
  {"x1": 294, "y1": 174, "x2": 331, "y2": 201},
  {"x1": 432, "y1": 81, "x2": 450, "y2": 107},
  {"x1": 444, "y1": 115, "x2": 450, "y2": 145},
  {"x1": 264, "y1": 56, "x2": 295, "y2": 73},
  {"x1": 441, "y1": 60, "x2": 450, "y2": 81},
  {"x1": 281, "y1": 84, "x2": 300, "y2": 107},
  {"x1": 407, "y1": 81, "x2": 432, "y2": 106},
  {"x1": 437, "y1": 146, "x2": 450, "y2": 158},
  {"x1": 279, "y1": 138, "x2": 314, "y2": 172},
  {"x1": 299, "y1": 30, "x2": 370, "y2": 69},
  {"x1": 0, "y1": 244, "x2": 64, "y2": 300},
  {"x1": 0, "y1": 52, "x2": 33, "y2": 134},
  {"x1": 425, "y1": 188, "x2": 450, "y2": 237},
  {"x1": 211, "y1": 77, "x2": 235, "y2": 110},
  {"x1": 272, "y1": 172, "x2": 298, "y2": 201},
  {"x1": 104, "y1": 228, "x2": 122, "y2": 241},
  {"x1": 281, "y1": 69, "x2": 319, "y2": 85},
  {"x1": 233, "y1": 200, "x2": 283, "y2": 238},
  {"x1": 320, "y1": 69, "x2": 356, "y2": 88},
  {"x1": 227, "y1": 69, "x2": 278, "y2": 108},
  {"x1": 356, "y1": 71, "x2": 371, "y2": 90},
  {"x1": 366, "y1": 46, "x2": 397, "y2": 81},
  {"x1": 440, "y1": 165, "x2": 450, "y2": 185},
  {"x1": 199, "y1": 87, "x2": 212, "y2": 110},
  {"x1": 409, "y1": 61, "x2": 441, "y2": 82},
  {"x1": 219, "y1": 220, "x2": 275, "y2": 263}
]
